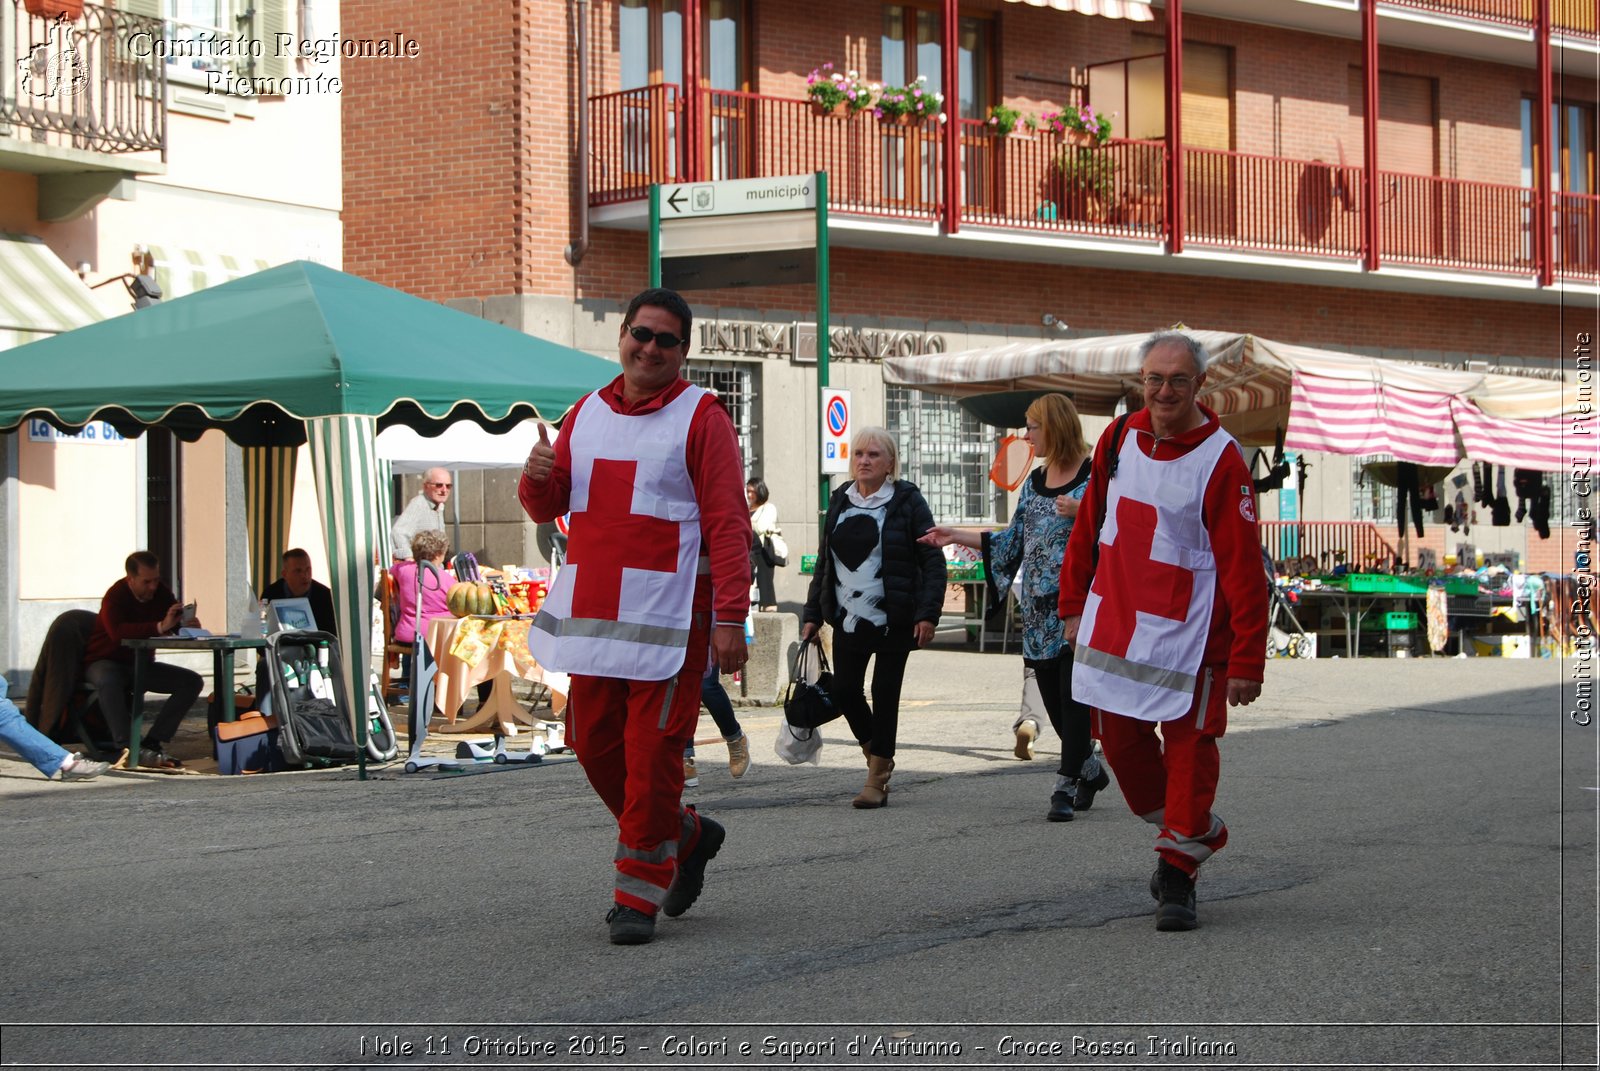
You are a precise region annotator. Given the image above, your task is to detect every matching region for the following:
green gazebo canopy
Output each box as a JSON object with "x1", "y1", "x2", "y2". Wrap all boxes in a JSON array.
[{"x1": 0, "y1": 260, "x2": 617, "y2": 445}]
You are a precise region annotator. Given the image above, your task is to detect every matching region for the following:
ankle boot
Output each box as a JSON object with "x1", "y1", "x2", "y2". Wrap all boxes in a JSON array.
[{"x1": 853, "y1": 754, "x2": 894, "y2": 808}]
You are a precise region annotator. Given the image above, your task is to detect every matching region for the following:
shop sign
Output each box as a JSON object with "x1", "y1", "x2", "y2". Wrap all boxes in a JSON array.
[
  {"x1": 27, "y1": 419, "x2": 126, "y2": 444},
  {"x1": 696, "y1": 318, "x2": 945, "y2": 362}
]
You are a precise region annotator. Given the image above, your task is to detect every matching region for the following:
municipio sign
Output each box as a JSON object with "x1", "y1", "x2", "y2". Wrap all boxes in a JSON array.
[{"x1": 660, "y1": 174, "x2": 818, "y2": 219}]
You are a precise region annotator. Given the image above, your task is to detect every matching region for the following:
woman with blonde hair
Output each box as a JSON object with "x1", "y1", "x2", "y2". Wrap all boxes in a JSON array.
[
  {"x1": 801, "y1": 426, "x2": 946, "y2": 808},
  {"x1": 921, "y1": 393, "x2": 1109, "y2": 821}
]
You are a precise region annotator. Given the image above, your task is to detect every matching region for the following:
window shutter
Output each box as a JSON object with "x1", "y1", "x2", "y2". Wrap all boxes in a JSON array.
[
  {"x1": 256, "y1": 0, "x2": 295, "y2": 82},
  {"x1": 119, "y1": 0, "x2": 161, "y2": 18}
]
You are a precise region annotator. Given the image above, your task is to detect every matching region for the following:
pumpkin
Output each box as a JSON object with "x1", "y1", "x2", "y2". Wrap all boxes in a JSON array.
[{"x1": 446, "y1": 581, "x2": 475, "y2": 617}]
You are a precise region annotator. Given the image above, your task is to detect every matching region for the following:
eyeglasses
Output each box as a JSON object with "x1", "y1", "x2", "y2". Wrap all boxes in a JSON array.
[
  {"x1": 1140, "y1": 373, "x2": 1197, "y2": 391},
  {"x1": 425, "y1": 481, "x2": 452, "y2": 489},
  {"x1": 625, "y1": 323, "x2": 687, "y2": 350}
]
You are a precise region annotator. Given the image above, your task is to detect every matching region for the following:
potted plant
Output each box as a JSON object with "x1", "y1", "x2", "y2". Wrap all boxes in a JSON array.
[
  {"x1": 1040, "y1": 104, "x2": 1113, "y2": 147},
  {"x1": 873, "y1": 75, "x2": 945, "y2": 127},
  {"x1": 807, "y1": 63, "x2": 874, "y2": 118},
  {"x1": 987, "y1": 103, "x2": 1022, "y2": 138},
  {"x1": 1052, "y1": 143, "x2": 1118, "y2": 221}
]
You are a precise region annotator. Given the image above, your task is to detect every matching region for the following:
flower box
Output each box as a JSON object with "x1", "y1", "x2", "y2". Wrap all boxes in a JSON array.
[
  {"x1": 24, "y1": 0, "x2": 84, "y2": 18},
  {"x1": 811, "y1": 100, "x2": 851, "y2": 119}
]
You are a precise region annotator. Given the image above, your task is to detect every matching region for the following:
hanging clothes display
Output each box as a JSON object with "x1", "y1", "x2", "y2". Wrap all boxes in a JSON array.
[
  {"x1": 1426, "y1": 586, "x2": 1449, "y2": 655},
  {"x1": 1490, "y1": 466, "x2": 1511, "y2": 526}
]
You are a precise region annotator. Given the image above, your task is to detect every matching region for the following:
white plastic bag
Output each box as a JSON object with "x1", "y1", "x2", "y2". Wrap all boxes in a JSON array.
[{"x1": 774, "y1": 720, "x2": 822, "y2": 765}]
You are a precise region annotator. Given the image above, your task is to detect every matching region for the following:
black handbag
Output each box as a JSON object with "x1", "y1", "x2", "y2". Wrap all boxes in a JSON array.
[{"x1": 782, "y1": 638, "x2": 839, "y2": 729}]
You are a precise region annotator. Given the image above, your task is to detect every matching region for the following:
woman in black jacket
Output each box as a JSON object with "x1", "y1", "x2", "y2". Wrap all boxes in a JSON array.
[{"x1": 801, "y1": 426, "x2": 946, "y2": 808}]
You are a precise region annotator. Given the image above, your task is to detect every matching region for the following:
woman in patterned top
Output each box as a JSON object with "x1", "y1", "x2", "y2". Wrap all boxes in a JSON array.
[{"x1": 920, "y1": 394, "x2": 1109, "y2": 822}]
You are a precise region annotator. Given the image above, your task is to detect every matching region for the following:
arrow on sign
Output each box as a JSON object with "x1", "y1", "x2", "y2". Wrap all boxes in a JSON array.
[{"x1": 667, "y1": 187, "x2": 688, "y2": 213}]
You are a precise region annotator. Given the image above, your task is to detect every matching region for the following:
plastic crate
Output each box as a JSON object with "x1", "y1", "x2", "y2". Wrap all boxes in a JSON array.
[
  {"x1": 1384, "y1": 611, "x2": 1419, "y2": 630},
  {"x1": 1331, "y1": 573, "x2": 1478, "y2": 596}
]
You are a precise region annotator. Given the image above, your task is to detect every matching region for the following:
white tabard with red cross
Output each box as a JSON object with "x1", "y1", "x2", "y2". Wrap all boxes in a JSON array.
[
  {"x1": 529, "y1": 386, "x2": 707, "y2": 681},
  {"x1": 1071, "y1": 425, "x2": 1236, "y2": 721}
]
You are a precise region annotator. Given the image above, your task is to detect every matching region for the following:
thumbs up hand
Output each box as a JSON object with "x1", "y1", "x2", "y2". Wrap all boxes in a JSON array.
[{"x1": 524, "y1": 423, "x2": 556, "y2": 484}]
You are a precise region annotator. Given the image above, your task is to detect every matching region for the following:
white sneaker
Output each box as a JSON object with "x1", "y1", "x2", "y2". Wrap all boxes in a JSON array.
[
  {"x1": 682, "y1": 756, "x2": 699, "y2": 788},
  {"x1": 58, "y1": 753, "x2": 111, "y2": 781}
]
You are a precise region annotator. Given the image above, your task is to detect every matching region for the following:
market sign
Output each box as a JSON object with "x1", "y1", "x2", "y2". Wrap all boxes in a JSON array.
[{"x1": 27, "y1": 419, "x2": 126, "y2": 444}]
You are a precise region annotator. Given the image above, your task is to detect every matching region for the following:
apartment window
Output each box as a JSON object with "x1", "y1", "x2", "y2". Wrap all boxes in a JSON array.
[
  {"x1": 123, "y1": 0, "x2": 295, "y2": 84},
  {"x1": 1121, "y1": 36, "x2": 1233, "y2": 149},
  {"x1": 1346, "y1": 69, "x2": 1438, "y2": 175},
  {"x1": 687, "y1": 361, "x2": 758, "y2": 474},
  {"x1": 886, "y1": 386, "x2": 996, "y2": 524}
]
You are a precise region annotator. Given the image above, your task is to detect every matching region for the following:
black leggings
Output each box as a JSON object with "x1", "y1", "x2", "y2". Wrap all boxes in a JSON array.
[
  {"x1": 1025, "y1": 650, "x2": 1093, "y2": 779},
  {"x1": 832, "y1": 627, "x2": 913, "y2": 760}
]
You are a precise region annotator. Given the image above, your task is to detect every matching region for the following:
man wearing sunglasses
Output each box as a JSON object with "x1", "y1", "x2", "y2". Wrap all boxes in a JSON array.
[
  {"x1": 520, "y1": 287, "x2": 752, "y2": 946},
  {"x1": 1058, "y1": 331, "x2": 1267, "y2": 933},
  {"x1": 390, "y1": 466, "x2": 451, "y2": 561}
]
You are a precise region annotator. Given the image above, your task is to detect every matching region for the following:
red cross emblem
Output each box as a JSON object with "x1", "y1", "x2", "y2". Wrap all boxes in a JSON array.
[
  {"x1": 1089, "y1": 497, "x2": 1193, "y2": 657},
  {"x1": 565, "y1": 458, "x2": 680, "y2": 620}
]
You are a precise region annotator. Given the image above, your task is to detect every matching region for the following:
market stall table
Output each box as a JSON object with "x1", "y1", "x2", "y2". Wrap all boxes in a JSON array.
[
  {"x1": 424, "y1": 615, "x2": 568, "y2": 736},
  {"x1": 122, "y1": 635, "x2": 267, "y2": 766}
]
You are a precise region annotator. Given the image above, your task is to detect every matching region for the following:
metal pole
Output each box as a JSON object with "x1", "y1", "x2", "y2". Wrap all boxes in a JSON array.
[
  {"x1": 816, "y1": 170, "x2": 831, "y2": 520},
  {"x1": 649, "y1": 185, "x2": 662, "y2": 286},
  {"x1": 1536, "y1": 0, "x2": 1553, "y2": 287},
  {"x1": 1166, "y1": 0, "x2": 1184, "y2": 254},
  {"x1": 1362, "y1": 0, "x2": 1380, "y2": 272}
]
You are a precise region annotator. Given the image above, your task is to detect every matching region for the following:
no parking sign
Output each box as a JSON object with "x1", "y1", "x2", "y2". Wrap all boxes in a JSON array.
[{"x1": 821, "y1": 388, "x2": 851, "y2": 475}]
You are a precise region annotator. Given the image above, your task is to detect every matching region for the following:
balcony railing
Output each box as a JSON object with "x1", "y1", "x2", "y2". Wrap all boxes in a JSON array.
[
  {"x1": 1384, "y1": 0, "x2": 1599, "y2": 37},
  {"x1": 588, "y1": 87, "x2": 1598, "y2": 283},
  {"x1": 1259, "y1": 522, "x2": 1400, "y2": 570},
  {"x1": 1, "y1": 1, "x2": 167, "y2": 158},
  {"x1": 1379, "y1": 172, "x2": 1534, "y2": 274},
  {"x1": 705, "y1": 90, "x2": 944, "y2": 222}
]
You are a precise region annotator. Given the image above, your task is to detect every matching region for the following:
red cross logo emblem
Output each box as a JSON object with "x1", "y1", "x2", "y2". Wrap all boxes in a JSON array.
[
  {"x1": 1089, "y1": 498, "x2": 1193, "y2": 657},
  {"x1": 565, "y1": 458, "x2": 680, "y2": 620}
]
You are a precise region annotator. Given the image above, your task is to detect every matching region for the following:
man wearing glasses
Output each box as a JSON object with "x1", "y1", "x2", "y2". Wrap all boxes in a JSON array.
[
  {"x1": 1058, "y1": 331, "x2": 1267, "y2": 932},
  {"x1": 391, "y1": 467, "x2": 451, "y2": 561},
  {"x1": 520, "y1": 287, "x2": 752, "y2": 946}
]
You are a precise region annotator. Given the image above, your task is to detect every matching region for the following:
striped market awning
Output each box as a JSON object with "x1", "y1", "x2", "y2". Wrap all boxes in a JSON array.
[
  {"x1": 1002, "y1": 0, "x2": 1154, "y2": 20},
  {"x1": 884, "y1": 330, "x2": 1584, "y2": 472}
]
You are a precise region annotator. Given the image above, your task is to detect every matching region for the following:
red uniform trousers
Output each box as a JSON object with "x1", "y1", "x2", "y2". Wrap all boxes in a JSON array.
[
  {"x1": 1092, "y1": 664, "x2": 1230, "y2": 878},
  {"x1": 565, "y1": 612, "x2": 711, "y2": 916}
]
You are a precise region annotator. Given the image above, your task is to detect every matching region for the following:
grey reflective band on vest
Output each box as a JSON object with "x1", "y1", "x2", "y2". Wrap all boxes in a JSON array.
[
  {"x1": 532, "y1": 609, "x2": 690, "y2": 650},
  {"x1": 1074, "y1": 644, "x2": 1197, "y2": 695}
]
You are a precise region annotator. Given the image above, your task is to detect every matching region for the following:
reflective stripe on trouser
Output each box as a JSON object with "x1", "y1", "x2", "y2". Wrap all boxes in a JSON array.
[
  {"x1": 566, "y1": 612, "x2": 711, "y2": 915},
  {"x1": 1091, "y1": 665, "x2": 1229, "y2": 878}
]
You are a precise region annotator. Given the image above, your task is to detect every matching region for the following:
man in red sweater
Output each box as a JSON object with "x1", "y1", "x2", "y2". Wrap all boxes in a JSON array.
[
  {"x1": 520, "y1": 288, "x2": 752, "y2": 945},
  {"x1": 1059, "y1": 332, "x2": 1267, "y2": 931},
  {"x1": 83, "y1": 551, "x2": 204, "y2": 769}
]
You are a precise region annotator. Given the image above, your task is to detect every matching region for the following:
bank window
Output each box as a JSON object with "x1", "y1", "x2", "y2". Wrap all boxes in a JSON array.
[
  {"x1": 887, "y1": 386, "x2": 996, "y2": 524},
  {"x1": 687, "y1": 361, "x2": 758, "y2": 474},
  {"x1": 1349, "y1": 455, "x2": 1396, "y2": 524}
]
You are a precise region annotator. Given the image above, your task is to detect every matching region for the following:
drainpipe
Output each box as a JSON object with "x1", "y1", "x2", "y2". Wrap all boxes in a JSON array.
[
  {"x1": 565, "y1": 0, "x2": 590, "y2": 267},
  {"x1": 1535, "y1": 1, "x2": 1552, "y2": 288},
  {"x1": 1361, "y1": 0, "x2": 1379, "y2": 273}
]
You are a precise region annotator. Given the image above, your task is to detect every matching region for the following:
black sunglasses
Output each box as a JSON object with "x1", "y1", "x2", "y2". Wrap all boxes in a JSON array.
[{"x1": 625, "y1": 323, "x2": 686, "y2": 350}]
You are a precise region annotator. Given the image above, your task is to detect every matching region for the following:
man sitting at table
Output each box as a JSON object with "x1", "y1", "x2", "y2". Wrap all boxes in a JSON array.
[
  {"x1": 82, "y1": 551, "x2": 204, "y2": 770},
  {"x1": 260, "y1": 548, "x2": 337, "y2": 635}
]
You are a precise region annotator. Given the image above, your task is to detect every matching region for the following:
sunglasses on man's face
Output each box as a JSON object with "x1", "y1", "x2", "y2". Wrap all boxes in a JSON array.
[{"x1": 625, "y1": 323, "x2": 687, "y2": 350}]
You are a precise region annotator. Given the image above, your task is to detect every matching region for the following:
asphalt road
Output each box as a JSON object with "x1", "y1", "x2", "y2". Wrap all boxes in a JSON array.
[{"x1": 1, "y1": 651, "x2": 1594, "y2": 1070}]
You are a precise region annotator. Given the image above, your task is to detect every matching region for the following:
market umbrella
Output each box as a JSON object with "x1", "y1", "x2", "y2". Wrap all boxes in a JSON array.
[{"x1": 0, "y1": 261, "x2": 618, "y2": 751}]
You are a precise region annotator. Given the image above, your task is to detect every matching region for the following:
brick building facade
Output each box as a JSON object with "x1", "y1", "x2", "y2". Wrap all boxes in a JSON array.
[{"x1": 342, "y1": 0, "x2": 1597, "y2": 597}]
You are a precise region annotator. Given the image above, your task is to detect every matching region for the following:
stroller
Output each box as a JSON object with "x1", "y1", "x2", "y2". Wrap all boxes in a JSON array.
[{"x1": 263, "y1": 630, "x2": 397, "y2": 766}]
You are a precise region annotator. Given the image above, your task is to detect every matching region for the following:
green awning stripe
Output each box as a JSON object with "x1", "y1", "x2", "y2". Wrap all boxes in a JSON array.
[
  {"x1": 0, "y1": 234, "x2": 103, "y2": 333},
  {"x1": 307, "y1": 414, "x2": 380, "y2": 747}
]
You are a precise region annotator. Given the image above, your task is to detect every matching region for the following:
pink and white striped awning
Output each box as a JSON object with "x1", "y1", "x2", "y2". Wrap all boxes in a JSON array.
[
  {"x1": 1449, "y1": 397, "x2": 1573, "y2": 473},
  {"x1": 1284, "y1": 372, "x2": 1461, "y2": 467},
  {"x1": 1002, "y1": 0, "x2": 1156, "y2": 20}
]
